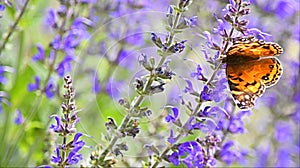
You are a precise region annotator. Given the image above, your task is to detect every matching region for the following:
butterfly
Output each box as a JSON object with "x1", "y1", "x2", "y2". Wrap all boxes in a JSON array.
[{"x1": 224, "y1": 38, "x2": 283, "y2": 109}]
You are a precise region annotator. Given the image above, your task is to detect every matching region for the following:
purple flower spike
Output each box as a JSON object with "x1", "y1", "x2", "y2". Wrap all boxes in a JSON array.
[{"x1": 165, "y1": 107, "x2": 179, "y2": 123}]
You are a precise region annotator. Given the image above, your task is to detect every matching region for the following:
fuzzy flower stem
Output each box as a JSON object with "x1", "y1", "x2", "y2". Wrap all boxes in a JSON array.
[
  {"x1": 0, "y1": 0, "x2": 31, "y2": 56},
  {"x1": 158, "y1": 7, "x2": 182, "y2": 67},
  {"x1": 99, "y1": 1, "x2": 185, "y2": 163},
  {"x1": 152, "y1": 3, "x2": 244, "y2": 166},
  {"x1": 205, "y1": 3, "x2": 240, "y2": 88}
]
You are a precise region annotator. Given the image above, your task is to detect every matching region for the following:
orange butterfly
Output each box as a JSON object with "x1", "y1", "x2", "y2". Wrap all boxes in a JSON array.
[{"x1": 225, "y1": 38, "x2": 283, "y2": 109}]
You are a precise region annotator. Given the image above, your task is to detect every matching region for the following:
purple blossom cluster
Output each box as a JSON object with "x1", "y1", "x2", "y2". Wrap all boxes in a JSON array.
[
  {"x1": 48, "y1": 75, "x2": 87, "y2": 167},
  {"x1": 28, "y1": 0, "x2": 92, "y2": 99}
]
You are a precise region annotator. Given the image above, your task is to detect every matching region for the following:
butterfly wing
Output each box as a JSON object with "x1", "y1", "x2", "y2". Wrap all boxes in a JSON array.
[
  {"x1": 226, "y1": 58, "x2": 283, "y2": 109},
  {"x1": 227, "y1": 40, "x2": 283, "y2": 60}
]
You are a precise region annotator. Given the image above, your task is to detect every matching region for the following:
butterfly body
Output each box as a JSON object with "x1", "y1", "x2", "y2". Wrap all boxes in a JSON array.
[{"x1": 225, "y1": 39, "x2": 283, "y2": 109}]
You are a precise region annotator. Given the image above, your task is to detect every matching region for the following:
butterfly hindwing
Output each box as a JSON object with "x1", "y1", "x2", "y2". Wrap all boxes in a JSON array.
[{"x1": 226, "y1": 57, "x2": 283, "y2": 109}]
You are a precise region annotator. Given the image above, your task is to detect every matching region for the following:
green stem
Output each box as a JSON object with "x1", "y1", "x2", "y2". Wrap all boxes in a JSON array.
[
  {"x1": 151, "y1": 100, "x2": 202, "y2": 168},
  {"x1": 0, "y1": 0, "x2": 31, "y2": 57},
  {"x1": 99, "y1": 1, "x2": 184, "y2": 163}
]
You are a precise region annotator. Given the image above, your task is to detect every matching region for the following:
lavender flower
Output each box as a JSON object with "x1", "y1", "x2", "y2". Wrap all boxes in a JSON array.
[
  {"x1": 0, "y1": 66, "x2": 7, "y2": 84},
  {"x1": 14, "y1": 109, "x2": 24, "y2": 125},
  {"x1": 32, "y1": 45, "x2": 45, "y2": 62},
  {"x1": 27, "y1": 76, "x2": 40, "y2": 92},
  {"x1": 169, "y1": 141, "x2": 204, "y2": 168},
  {"x1": 49, "y1": 75, "x2": 85, "y2": 166},
  {"x1": 165, "y1": 107, "x2": 179, "y2": 123},
  {"x1": 29, "y1": 1, "x2": 92, "y2": 99}
]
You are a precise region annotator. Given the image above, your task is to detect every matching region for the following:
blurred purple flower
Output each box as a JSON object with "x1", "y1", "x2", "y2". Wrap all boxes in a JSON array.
[
  {"x1": 165, "y1": 107, "x2": 179, "y2": 123},
  {"x1": 32, "y1": 44, "x2": 45, "y2": 62},
  {"x1": 173, "y1": 40, "x2": 187, "y2": 53},
  {"x1": 210, "y1": 77, "x2": 227, "y2": 103},
  {"x1": 289, "y1": 61, "x2": 300, "y2": 86},
  {"x1": 45, "y1": 8, "x2": 56, "y2": 28},
  {"x1": 228, "y1": 115, "x2": 244, "y2": 134},
  {"x1": 275, "y1": 0, "x2": 298, "y2": 19},
  {"x1": 275, "y1": 147, "x2": 293, "y2": 167},
  {"x1": 0, "y1": 98, "x2": 2, "y2": 114},
  {"x1": 45, "y1": 79, "x2": 56, "y2": 99},
  {"x1": 56, "y1": 55, "x2": 73, "y2": 77},
  {"x1": 184, "y1": 16, "x2": 198, "y2": 27},
  {"x1": 169, "y1": 151, "x2": 180, "y2": 166},
  {"x1": 167, "y1": 130, "x2": 176, "y2": 144},
  {"x1": 220, "y1": 141, "x2": 247, "y2": 165},
  {"x1": 185, "y1": 116, "x2": 207, "y2": 132},
  {"x1": 106, "y1": 78, "x2": 124, "y2": 99},
  {"x1": 167, "y1": 86, "x2": 181, "y2": 105},
  {"x1": 0, "y1": 66, "x2": 7, "y2": 84},
  {"x1": 183, "y1": 79, "x2": 195, "y2": 94},
  {"x1": 190, "y1": 64, "x2": 204, "y2": 80},
  {"x1": 27, "y1": 76, "x2": 40, "y2": 91},
  {"x1": 261, "y1": 92, "x2": 277, "y2": 107},
  {"x1": 201, "y1": 47, "x2": 210, "y2": 61},
  {"x1": 200, "y1": 106, "x2": 229, "y2": 131},
  {"x1": 275, "y1": 121, "x2": 292, "y2": 143},
  {"x1": 227, "y1": 110, "x2": 250, "y2": 133},
  {"x1": 117, "y1": 49, "x2": 136, "y2": 70},
  {"x1": 203, "y1": 31, "x2": 217, "y2": 49},
  {"x1": 80, "y1": 0, "x2": 96, "y2": 3},
  {"x1": 255, "y1": 146, "x2": 270, "y2": 167},
  {"x1": 14, "y1": 109, "x2": 24, "y2": 125},
  {"x1": 212, "y1": 16, "x2": 225, "y2": 36},
  {"x1": 0, "y1": 4, "x2": 5, "y2": 11},
  {"x1": 245, "y1": 28, "x2": 272, "y2": 40},
  {"x1": 201, "y1": 85, "x2": 211, "y2": 101},
  {"x1": 291, "y1": 104, "x2": 300, "y2": 123},
  {"x1": 92, "y1": 73, "x2": 101, "y2": 94},
  {"x1": 51, "y1": 35, "x2": 61, "y2": 50},
  {"x1": 125, "y1": 29, "x2": 144, "y2": 46},
  {"x1": 174, "y1": 141, "x2": 205, "y2": 168}
]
